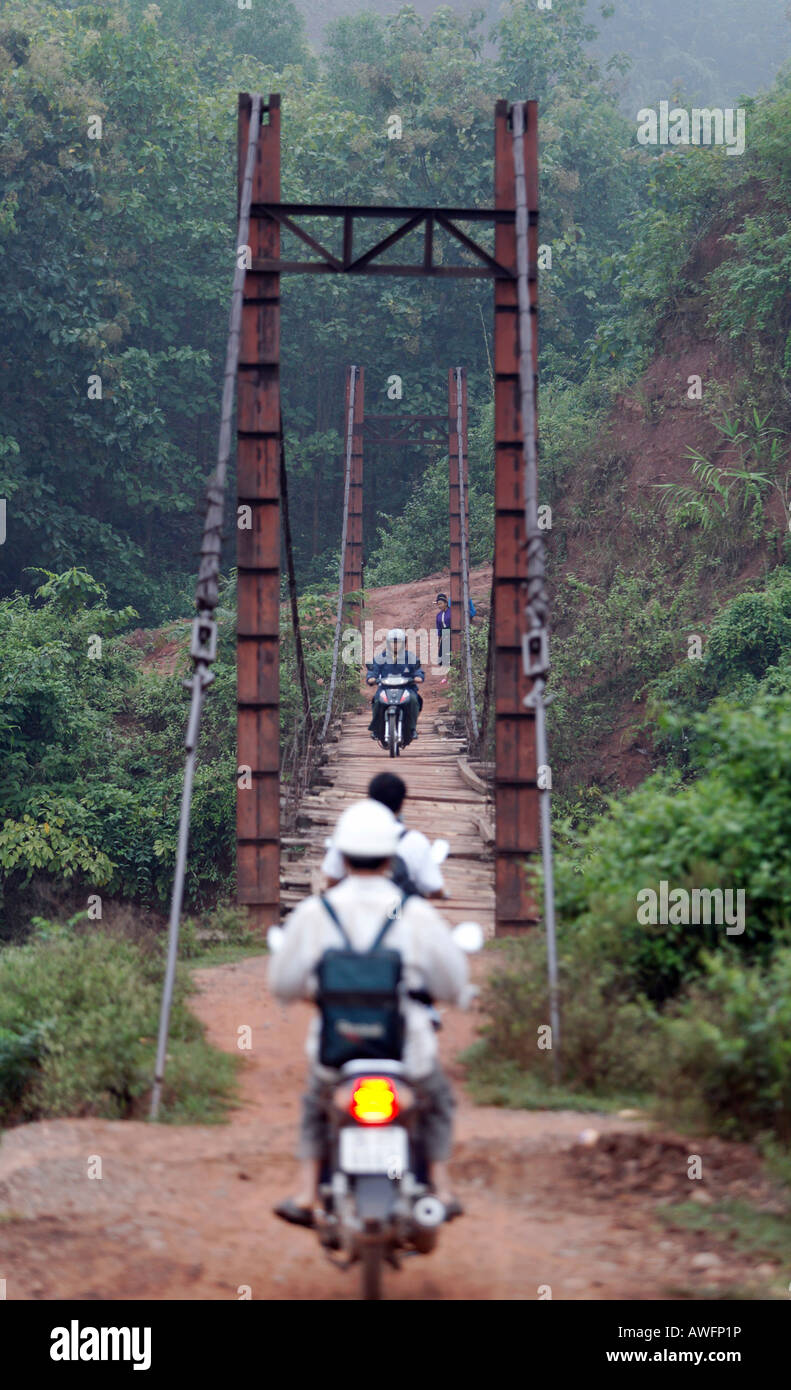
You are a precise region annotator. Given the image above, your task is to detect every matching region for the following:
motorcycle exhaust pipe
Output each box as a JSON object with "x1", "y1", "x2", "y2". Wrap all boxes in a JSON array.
[{"x1": 413, "y1": 1195, "x2": 445, "y2": 1228}]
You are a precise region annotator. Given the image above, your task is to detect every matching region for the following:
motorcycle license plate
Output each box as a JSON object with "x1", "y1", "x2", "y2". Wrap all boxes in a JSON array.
[{"x1": 339, "y1": 1125, "x2": 408, "y2": 1175}]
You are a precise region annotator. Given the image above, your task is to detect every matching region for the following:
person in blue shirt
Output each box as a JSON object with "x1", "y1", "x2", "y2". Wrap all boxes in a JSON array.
[
  {"x1": 366, "y1": 627, "x2": 425, "y2": 743},
  {"x1": 435, "y1": 592, "x2": 476, "y2": 662}
]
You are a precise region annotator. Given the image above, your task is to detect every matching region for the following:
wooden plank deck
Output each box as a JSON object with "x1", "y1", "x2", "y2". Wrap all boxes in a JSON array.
[{"x1": 280, "y1": 701, "x2": 495, "y2": 934}]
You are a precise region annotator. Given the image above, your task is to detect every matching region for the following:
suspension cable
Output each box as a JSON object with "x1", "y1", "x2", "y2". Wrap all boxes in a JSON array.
[
  {"x1": 321, "y1": 364, "x2": 357, "y2": 742},
  {"x1": 477, "y1": 567, "x2": 495, "y2": 754},
  {"x1": 512, "y1": 100, "x2": 560, "y2": 1065},
  {"x1": 150, "y1": 94, "x2": 263, "y2": 1120},
  {"x1": 455, "y1": 366, "x2": 479, "y2": 743},
  {"x1": 280, "y1": 419, "x2": 313, "y2": 733}
]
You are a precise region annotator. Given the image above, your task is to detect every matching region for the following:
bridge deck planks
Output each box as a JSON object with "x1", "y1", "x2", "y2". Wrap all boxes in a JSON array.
[{"x1": 281, "y1": 706, "x2": 495, "y2": 934}]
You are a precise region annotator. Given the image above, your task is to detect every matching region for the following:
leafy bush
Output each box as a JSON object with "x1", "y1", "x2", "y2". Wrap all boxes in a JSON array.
[
  {"x1": 552, "y1": 696, "x2": 791, "y2": 1000},
  {"x1": 658, "y1": 949, "x2": 791, "y2": 1142},
  {"x1": 477, "y1": 936, "x2": 662, "y2": 1098},
  {"x1": 650, "y1": 569, "x2": 791, "y2": 724},
  {"x1": 0, "y1": 920, "x2": 238, "y2": 1124},
  {"x1": 477, "y1": 692, "x2": 791, "y2": 1140},
  {"x1": 0, "y1": 569, "x2": 358, "y2": 929}
]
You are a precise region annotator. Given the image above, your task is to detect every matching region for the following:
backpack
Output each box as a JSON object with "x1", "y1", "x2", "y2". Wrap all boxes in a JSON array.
[
  {"x1": 390, "y1": 826, "x2": 420, "y2": 899},
  {"x1": 316, "y1": 895, "x2": 406, "y2": 1069}
]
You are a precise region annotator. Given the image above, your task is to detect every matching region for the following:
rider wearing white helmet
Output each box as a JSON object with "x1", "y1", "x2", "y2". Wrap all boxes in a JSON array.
[
  {"x1": 366, "y1": 627, "x2": 425, "y2": 744},
  {"x1": 270, "y1": 797, "x2": 468, "y2": 1227}
]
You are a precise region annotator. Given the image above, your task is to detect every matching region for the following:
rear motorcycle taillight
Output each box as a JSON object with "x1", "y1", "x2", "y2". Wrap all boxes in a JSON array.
[{"x1": 350, "y1": 1076, "x2": 399, "y2": 1126}]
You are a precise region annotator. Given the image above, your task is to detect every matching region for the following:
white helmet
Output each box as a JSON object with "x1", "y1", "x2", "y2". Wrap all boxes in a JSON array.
[
  {"x1": 386, "y1": 628, "x2": 406, "y2": 644},
  {"x1": 333, "y1": 799, "x2": 400, "y2": 858}
]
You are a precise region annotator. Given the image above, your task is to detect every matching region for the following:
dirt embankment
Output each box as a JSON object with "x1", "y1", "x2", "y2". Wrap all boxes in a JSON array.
[{"x1": 0, "y1": 949, "x2": 783, "y2": 1302}]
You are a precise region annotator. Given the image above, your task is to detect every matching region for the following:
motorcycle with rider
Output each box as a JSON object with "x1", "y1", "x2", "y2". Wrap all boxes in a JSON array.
[
  {"x1": 366, "y1": 628, "x2": 424, "y2": 757},
  {"x1": 268, "y1": 798, "x2": 482, "y2": 1299}
]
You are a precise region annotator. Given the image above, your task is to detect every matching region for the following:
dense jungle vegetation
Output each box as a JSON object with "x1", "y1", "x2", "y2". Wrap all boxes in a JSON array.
[{"x1": 3, "y1": 0, "x2": 791, "y2": 1142}]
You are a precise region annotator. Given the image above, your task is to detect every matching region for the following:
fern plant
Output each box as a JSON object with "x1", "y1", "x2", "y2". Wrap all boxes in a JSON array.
[{"x1": 654, "y1": 409, "x2": 791, "y2": 543}]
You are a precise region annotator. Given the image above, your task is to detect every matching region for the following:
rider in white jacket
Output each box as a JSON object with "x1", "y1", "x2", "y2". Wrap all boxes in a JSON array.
[{"x1": 269, "y1": 798, "x2": 469, "y2": 1227}]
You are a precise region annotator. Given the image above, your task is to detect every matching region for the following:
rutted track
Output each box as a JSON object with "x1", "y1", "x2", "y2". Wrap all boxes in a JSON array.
[
  {"x1": 0, "y1": 575, "x2": 780, "y2": 1301},
  {"x1": 0, "y1": 954, "x2": 778, "y2": 1301}
]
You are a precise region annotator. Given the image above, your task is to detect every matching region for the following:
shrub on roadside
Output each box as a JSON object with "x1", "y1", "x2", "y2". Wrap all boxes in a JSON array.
[
  {"x1": 0, "y1": 919, "x2": 238, "y2": 1124},
  {"x1": 478, "y1": 936, "x2": 663, "y2": 1098},
  {"x1": 657, "y1": 949, "x2": 791, "y2": 1143}
]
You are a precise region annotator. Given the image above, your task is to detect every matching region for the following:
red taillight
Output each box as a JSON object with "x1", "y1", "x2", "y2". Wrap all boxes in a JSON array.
[{"x1": 350, "y1": 1076, "x2": 399, "y2": 1126}]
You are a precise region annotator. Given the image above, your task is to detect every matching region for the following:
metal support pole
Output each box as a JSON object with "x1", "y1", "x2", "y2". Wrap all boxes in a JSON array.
[
  {"x1": 150, "y1": 675, "x2": 206, "y2": 1119},
  {"x1": 454, "y1": 366, "x2": 479, "y2": 743},
  {"x1": 448, "y1": 367, "x2": 469, "y2": 664},
  {"x1": 492, "y1": 99, "x2": 540, "y2": 935},
  {"x1": 512, "y1": 99, "x2": 559, "y2": 1063},
  {"x1": 321, "y1": 365, "x2": 358, "y2": 742},
  {"x1": 151, "y1": 94, "x2": 263, "y2": 1117},
  {"x1": 236, "y1": 93, "x2": 281, "y2": 931}
]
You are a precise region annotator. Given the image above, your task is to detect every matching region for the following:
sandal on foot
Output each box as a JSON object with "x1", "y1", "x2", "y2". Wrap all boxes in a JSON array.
[{"x1": 274, "y1": 1199, "x2": 315, "y2": 1228}]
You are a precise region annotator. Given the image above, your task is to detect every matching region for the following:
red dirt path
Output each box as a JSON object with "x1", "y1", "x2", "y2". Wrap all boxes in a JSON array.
[{"x1": 0, "y1": 951, "x2": 782, "y2": 1302}]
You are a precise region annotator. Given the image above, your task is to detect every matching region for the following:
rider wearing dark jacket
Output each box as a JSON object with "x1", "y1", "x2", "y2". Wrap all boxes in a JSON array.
[{"x1": 367, "y1": 628, "x2": 425, "y2": 742}]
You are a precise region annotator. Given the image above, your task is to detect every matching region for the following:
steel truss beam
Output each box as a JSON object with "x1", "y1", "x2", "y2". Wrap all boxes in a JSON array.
[
  {"x1": 249, "y1": 203, "x2": 517, "y2": 278},
  {"x1": 363, "y1": 413, "x2": 445, "y2": 446}
]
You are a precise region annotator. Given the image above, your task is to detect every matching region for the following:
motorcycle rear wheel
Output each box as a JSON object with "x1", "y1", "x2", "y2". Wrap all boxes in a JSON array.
[{"x1": 361, "y1": 1243, "x2": 384, "y2": 1300}]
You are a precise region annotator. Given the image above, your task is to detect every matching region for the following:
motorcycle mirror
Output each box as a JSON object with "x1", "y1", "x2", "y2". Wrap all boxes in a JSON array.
[
  {"x1": 431, "y1": 838, "x2": 450, "y2": 865},
  {"x1": 267, "y1": 925, "x2": 285, "y2": 954},
  {"x1": 452, "y1": 921, "x2": 484, "y2": 954}
]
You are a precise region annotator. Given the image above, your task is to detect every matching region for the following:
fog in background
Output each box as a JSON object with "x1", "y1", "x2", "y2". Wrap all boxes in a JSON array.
[{"x1": 298, "y1": 0, "x2": 791, "y2": 109}]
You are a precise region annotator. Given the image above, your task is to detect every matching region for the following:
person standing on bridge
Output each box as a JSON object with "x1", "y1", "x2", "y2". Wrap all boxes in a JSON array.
[
  {"x1": 435, "y1": 592, "x2": 476, "y2": 665},
  {"x1": 320, "y1": 772, "x2": 446, "y2": 900}
]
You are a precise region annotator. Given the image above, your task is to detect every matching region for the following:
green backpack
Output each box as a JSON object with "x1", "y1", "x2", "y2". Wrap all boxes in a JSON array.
[{"x1": 316, "y1": 895, "x2": 406, "y2": 1069}]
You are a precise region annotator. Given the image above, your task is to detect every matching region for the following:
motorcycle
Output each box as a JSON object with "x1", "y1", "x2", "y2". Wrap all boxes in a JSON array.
[
  {"x1": 267, "y1": 919, "x2": 483, "y2": 1300},
  {"x1": 368, "y1": 671, "x2": 417, "y2": 758}
]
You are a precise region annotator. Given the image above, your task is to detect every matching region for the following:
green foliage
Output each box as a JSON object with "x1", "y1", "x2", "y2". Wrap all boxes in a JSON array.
[
  {"x1": 548, "y1": 560, "x2": 704, "y2": 787},
  {"x1": 366, "y1": 451, "x2": 491, "y2": 587},
  {"x1": 649, "y1": 569, "x2": 791, "y2": 722},
  {"x1": 658, "y1": 949, "x2": 791, "y2": 1142},
  {"x1": 476, "y1": 935, "x2": 662, "y2": 1097},
  {"x1": 589, "y1": 0, "x2": 789, "y2": 111},
  {"x1": 0, "y1": 0, "x2": 647, "y2": 610},
  {"x1": 0, "y1": 566, "x2": 358, "y2": 927},
  {"x1": 552, "y1": 697, "x2": 791, "y2": 997},
  {"x1": 655, "y1": 410, "x2": 790, "y2": 545},
  {"x1": 0, "y1": 921, "x2": 238, "y2": 1123},
  {"x1": 478, "y1": 698, "x2": 791, "y2": 1137},
  {"x1": 0, "y1": 811, "x2": 113, "y2": 886}
]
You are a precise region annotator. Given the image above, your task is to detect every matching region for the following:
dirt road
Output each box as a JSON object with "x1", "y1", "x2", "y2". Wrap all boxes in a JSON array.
[
  {"x1": 0, "y1": 948, "x2": 780, "y2": 1301},
  {"x1": 0, "y1": 569, "x2": 781, "y2": 1300}
]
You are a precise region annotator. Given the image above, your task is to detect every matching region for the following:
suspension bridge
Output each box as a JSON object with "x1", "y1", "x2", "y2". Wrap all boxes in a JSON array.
[{"x1": 151, "y1": 91, "x2": 553, "y2": 1114}]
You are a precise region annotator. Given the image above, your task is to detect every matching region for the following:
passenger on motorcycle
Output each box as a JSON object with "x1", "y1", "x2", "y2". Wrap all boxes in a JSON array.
[
  {"x1": 366, "y1": 628, "x2": 424, "y2": 744},
  {"x1": 321, "y1": 772, "x2": 445, "y2": 900},
  {"x1": 270, "y1": 799, "x2": 469, "y2": 1229}
]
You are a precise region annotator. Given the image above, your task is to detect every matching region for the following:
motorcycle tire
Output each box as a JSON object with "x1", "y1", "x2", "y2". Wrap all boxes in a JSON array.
[
  {"x1": 361, "y1": 1243, "x2": 384, "y2": 1300},
  {"x1": 388, "y1": 716, "x2": 397, "y2": 758}
]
